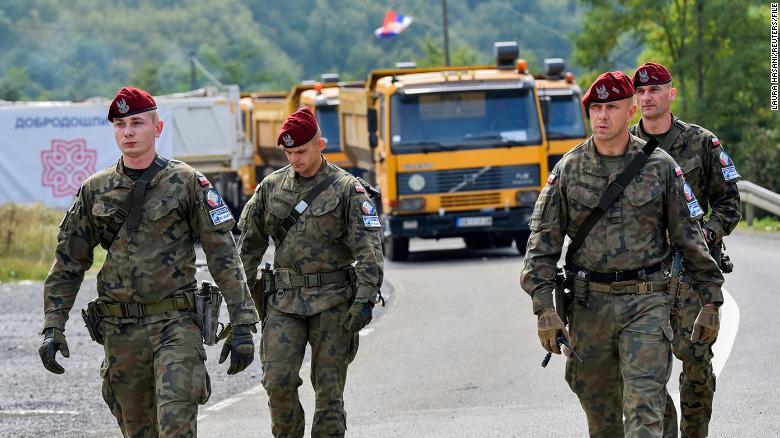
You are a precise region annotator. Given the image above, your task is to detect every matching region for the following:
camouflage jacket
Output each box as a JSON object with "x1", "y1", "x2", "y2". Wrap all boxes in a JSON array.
[
  {"x1": 42, "y1": 157, "x2": 259, "y2": 331},
  {"x1": 520, "y1": 135, "x2": 724, "y2": 314},
  {"x1": 630, "y1": 115, "x2": 741, "y2": 240},
  {"x1": 238, "y1": 157, "x2": 384, "y2": 316}
]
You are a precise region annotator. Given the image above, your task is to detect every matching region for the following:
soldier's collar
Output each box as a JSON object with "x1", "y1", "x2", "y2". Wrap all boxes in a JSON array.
[
  {"x1": 114, "y1": 155, "x2": 169, "y2": 188},
  {"x1": 282, "y1": 155, "x2": 330, "y2": 192},
  {"x1": 580, "y1": 137, "x2": 611, "y2": 177}
]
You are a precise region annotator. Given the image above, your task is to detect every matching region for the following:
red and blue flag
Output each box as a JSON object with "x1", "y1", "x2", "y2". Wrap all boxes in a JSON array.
[{"x1": 374, "y1": 10, "x2": 413, "y2": 39}]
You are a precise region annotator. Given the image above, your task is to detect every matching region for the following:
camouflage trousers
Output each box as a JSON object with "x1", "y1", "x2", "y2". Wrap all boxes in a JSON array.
[
  {"x1": 100, "y1": 315, "x2": 211, "y2": 438},
  {"x1": 566, "y1": 284, "x2": 673, "y2": 438},
  {"x1": 663, "y1": 294, "x2": 716, "y2": 438},
  {"x1": 261, "y1": 302, "x2": 359, "y2": 438}
]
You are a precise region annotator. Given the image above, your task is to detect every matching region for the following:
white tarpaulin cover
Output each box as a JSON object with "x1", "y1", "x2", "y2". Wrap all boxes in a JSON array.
[
  {"x1": 0, "y1": 103, "x2": 174, "y2": 209},
  {"x1": 0, "y1": 88, "x2": 245, "y2": 209}
]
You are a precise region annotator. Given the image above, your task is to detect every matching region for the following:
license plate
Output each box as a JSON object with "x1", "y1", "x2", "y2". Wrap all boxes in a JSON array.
[{"x1": 455, "y1": 216, "x2": 493, "y2": 227}]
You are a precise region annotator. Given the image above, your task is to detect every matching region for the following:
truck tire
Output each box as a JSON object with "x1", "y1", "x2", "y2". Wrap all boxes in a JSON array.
[
  {"x1": 463, "y1": 234, "x2": 492, "y2": 249},
  {"x1": 492, "y1": 233, "x2": 514, "y2": 248},
  {"x1": 514, "y1": 230, "x2": 531, "y2": 255},
  {"x1": 385, "y1": 236, "x2": 409, "y2": 261}
]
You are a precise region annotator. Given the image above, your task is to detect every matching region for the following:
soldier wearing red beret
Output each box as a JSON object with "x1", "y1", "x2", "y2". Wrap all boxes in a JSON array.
[
  {"x1": 521, "y1": 71, "x2": 723, "y2": 437},
  {"x1": 40, "y1": 86, "x2": 259, "y2": 436},
  {"x1": 630, "y1": 62, "x2": 741, "y2": 438},
  {"x1": 238, "y1": 106, "x2": 384, "y2": 436}
]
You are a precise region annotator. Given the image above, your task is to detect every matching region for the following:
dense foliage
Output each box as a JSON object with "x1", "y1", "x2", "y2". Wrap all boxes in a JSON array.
[{"x1": 0, "y1": 0, "x2": 582, "y2": 99}]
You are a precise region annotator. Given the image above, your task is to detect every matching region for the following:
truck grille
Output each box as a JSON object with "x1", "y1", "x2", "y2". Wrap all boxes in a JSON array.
[
  {"x1": 441, "y1": 192, "x2": 501, "y2": 208},
  {"x1": 397, "y1": 164, "x2": 539, "y2": 196}
]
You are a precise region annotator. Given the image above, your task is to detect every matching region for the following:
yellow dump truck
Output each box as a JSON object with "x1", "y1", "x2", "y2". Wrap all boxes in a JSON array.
[
  {"x1": 340, "y1": 42, "x2": 548, "y2": 261},
  {"x1": 298, "y1": 77, "x2": 366, "y2": 177},
  {"x1": 535, "y1": 58, "x2": 588, "y2": 171},
  {"x1": 236, "y1": 78, "x2": 365, "y2": 204}
]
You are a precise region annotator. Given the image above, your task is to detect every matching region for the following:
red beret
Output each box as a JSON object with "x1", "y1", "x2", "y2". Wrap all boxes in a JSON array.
[
  {"x1": 108, "y1": 86, "x2": 157, "y2": 122},
  {"x1": 582, "y1": 71, "x2": 635, "y2": 109},
  {"x1": 278, "y1": 107, "x2": 318, "y2": 148},
  {"x1": 633, "y1": 62, "x2": 672, "y2": 88}
]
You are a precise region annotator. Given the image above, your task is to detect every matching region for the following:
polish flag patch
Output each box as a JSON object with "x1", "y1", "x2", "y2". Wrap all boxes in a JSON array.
[
  {"x1": 674, "y1": 166, "x2": 683, "y2": 177},
  {"x1": 712, "y1": 137, "x2": 721, "y2": 146},
  {"x1": 547, "y1": 173, "x2": 557, "y2": 184},
  {"x1": 198, "y1": 175, "x2": 210, "y2": 187}
]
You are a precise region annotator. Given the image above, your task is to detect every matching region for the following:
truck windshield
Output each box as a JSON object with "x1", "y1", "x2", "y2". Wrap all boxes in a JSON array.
[
  {"x1": 389, "y1": 88, "x2": 542, "y2": 154},
  {"x1": 540, "y1": 93, "x2": 586, "y2": 140},
  {"x1": 315, "y1": 105, "x2": 341, "y2": 153}
]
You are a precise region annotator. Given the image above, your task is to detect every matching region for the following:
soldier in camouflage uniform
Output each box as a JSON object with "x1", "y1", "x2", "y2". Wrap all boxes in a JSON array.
[
  {"x1": 238, "y1": 107, "x2": 383, "y2": 437},
  {"x1": 39, "y1": 87, "x2": 259, "y2": 437},
  {"x1": 520, "y1": 72, "x2": 724, "y2": 437},
  {"x1": 631, "y1": 62, "x2": 741, "y2": 438}
]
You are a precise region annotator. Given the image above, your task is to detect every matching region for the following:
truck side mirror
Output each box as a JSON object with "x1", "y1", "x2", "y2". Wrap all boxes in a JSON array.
[{"x1": 367, "y1": 108, "x2": 378, "y2": 149}]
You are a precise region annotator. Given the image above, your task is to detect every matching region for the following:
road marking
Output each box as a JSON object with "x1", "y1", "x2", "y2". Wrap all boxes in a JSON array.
[
  {"x1": 198, "y1": 277, "x2": 401, "y2": 421},
  {"x1": 0, "y1": 409, "x2": 79, "y2": 416},
  {"x1": 671, "y1": 286, "x2": 739, "y2": 417}
]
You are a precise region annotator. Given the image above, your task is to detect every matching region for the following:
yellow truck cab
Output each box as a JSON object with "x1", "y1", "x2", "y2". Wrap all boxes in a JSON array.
[
  {"x1": 340, "y1": 42, "x2": 548, "y2": 261},
  {"x1": 535, "y1": 58, "x2": 588, "y2": 171},
  {"x1": 298, "y1": 75, "x2": 366, "y2": 177}
]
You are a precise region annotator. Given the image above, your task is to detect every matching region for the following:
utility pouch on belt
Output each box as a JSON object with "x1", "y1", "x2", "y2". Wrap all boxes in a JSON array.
[
  {"x1": 554, "y1": 268, "x2": 573, "y2": 326},
  {"x1": 195, "y1": 281, "x2": 223, "y2": 346},
  {"x1": 81, "y1": 300, "x2": 104, "y2": 345}
]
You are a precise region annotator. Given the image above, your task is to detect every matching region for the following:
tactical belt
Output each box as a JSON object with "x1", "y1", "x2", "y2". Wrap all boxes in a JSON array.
[
  {"x1": 95, "y1": 290, "x2": 195, "y2": 318},
  {"x1": 566, "y1": 262, "x2": 663, "y2": 283},
  {"x1": 272, "y1": 269, "x2": 352, "y2": 289},
  {"x1": 588, "y1": 281, "x2": 667, "y2": 295}
]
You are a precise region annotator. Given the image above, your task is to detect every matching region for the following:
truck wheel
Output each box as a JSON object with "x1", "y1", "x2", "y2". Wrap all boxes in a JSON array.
[
  {"x1": 385, "y1": 237, "x2": 409, "y2": 261},
  {"x1": 463, "y1": 234, "x2": 491, "y2": 249},
  {"x1": 514, "y1": 230, "x2": 531, "y2": 255},
  {"x1": 492, "y1": 233, "x2": 514, "y2": 248}
]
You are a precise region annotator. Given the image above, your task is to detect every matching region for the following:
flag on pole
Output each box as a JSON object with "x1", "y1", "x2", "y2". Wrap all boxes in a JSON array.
[{"x1": 374, "y1": 10, "x2": 413, "y2": 39}]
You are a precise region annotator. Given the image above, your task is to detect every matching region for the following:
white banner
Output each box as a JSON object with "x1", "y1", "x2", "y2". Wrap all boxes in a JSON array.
[{"x1": 0, "y1": 103, "x2": 172, "y2": 209}]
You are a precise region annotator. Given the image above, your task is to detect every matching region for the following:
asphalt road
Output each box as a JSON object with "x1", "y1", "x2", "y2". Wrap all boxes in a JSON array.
[{"x1": 1, "y1": 229, "x2": 778, "y2": 437}]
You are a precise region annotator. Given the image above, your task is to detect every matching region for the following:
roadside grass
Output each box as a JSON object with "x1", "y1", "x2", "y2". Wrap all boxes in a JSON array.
[
  {"x1": 737, "y1": 216, "x2": 780, "y2": 232},
  {"x1": 0, "y1": 203, "x2": 106, "y2": 282}
]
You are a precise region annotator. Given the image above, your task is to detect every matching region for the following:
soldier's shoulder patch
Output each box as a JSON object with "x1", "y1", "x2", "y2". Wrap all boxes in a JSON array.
[
  {"x1": 254, "y1": 183, "x2": 261, "y2": 193},
  {"x1": 711, "y1": 136, "x2": 721, "y2": 147},
  {"x1": 205, "y1": 189, "x2": 222, "y2": 208},
  {"x1": 361, "y1": 200, "x2": 376, "y2": 215},
  {"x1": 674, "y1": 165, "x2": 683, "y2": 177},
  {"x1": 719, "y1": 150, "x2": 740, "y2": 181},
  {"x1": 683, "y1": 182, "x2": 704, "y2": 218},
  {"x1": 354, "y1": 183, "x2": 366, "y2": 193},
  {"x1": 197, "y1": 175, "x2": 210, "y2": 187},
  {"x1": 362, "y1": 215, "x2": 381, "y2": 228},
  {"x1": 547, "y1": 173, "x2": 557, "y2": 184}
]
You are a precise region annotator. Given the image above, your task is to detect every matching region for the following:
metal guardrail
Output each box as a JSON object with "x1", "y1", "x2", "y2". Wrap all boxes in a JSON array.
[{"x1": 737, "y1": 180, "x2": 780, "y2": 226}]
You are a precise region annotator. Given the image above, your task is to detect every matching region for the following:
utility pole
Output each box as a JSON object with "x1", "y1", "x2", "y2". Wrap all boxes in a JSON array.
[
  {"x1": 442, "y1": 0, "x2": 450, "y2": 66},
  {"x1": 189, "y1": 51, "x2": 196, "y2": 90}
]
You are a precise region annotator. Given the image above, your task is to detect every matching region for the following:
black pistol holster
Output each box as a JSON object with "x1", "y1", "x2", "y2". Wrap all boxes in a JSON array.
[
  {"x1": 553, "y1": 267, "x2": 573, "y2": 326},
  {"x1": 255, "y1": 262, "x2": 274, "y2": 321},
  {"x1": 195, "y1": 281, "x2": 223, "y2": 346},
  {"x1": 81, "y1": 300, "x2": 104, "y2": 345}
]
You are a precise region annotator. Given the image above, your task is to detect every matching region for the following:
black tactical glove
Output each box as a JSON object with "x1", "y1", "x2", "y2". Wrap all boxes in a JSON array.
[
  {"x1": 341, "y1": 299, "x2": 374, "y2": 333},
  {"x1": 219, "y1": 324, "x2": 255, "y2": 375},
  {"x1": 39, "y1": 328, "x2": 70, "y2": 374}
]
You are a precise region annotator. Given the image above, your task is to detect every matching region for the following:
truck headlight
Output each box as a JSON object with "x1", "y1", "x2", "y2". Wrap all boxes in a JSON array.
[
  {"x1": 408, "y1": 174, "x2": 426, "y2": 192},
  {"x1": 516, "y1": 190, "x2": 539, "y2": 207},
  {"x1": 399, "y1": 197, "x2": 426, "y2": 211}
]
